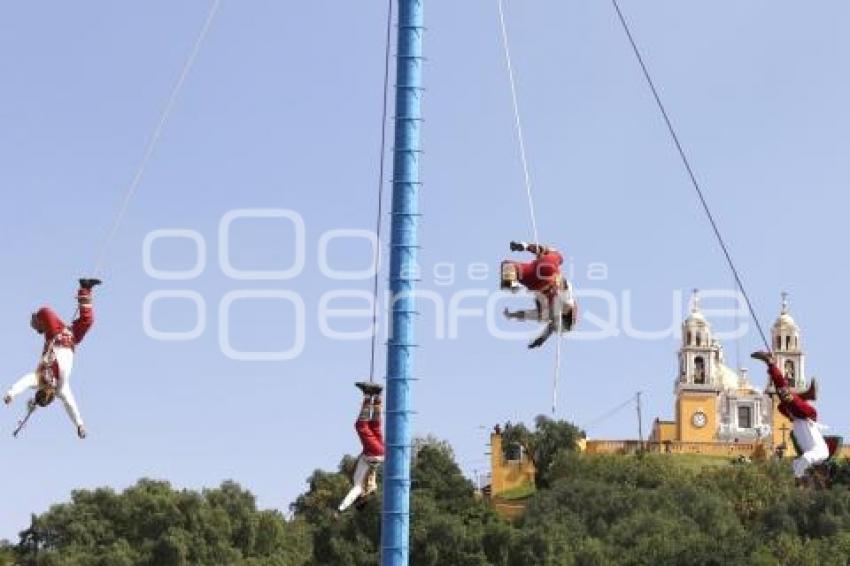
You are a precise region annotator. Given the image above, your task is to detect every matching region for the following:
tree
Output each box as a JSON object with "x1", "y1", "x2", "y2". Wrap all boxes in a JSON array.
[
  {"x1": 413, "y1": 441, "x2": 476, "y2": 514},
  {"x1": 12, "y1": 480, "x2": 312, "y2": 566},
  {"x1": 0, "y1": 542, "x2": 15, "y2": 566},
  {"x1": 502, "y1": 416, "x2": 583, "y2": 488},
  {"x1": 12, "y1": 421, "x2": 850, "y2": 566},
  {"x1": 291, "y1": 436, "x2": 505, "y2": 565}
]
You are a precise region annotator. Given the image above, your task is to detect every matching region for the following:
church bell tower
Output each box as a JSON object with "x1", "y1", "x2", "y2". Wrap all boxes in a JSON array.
[
  {"x1": 675, "y1": 291, "x2": 721, "y2": 442},
  {"x1": 678, "y1": 290, "x2": 716, "y2": 387},
  {"x1": 772, "y1": 293, "x2": 806, "y2": 390},
  {"x1": 769, "y1": 293, "x2": 810, "y2": 450}
]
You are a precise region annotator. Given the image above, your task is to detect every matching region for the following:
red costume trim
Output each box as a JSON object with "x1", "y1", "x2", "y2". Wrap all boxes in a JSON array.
[{"x1": 768, "y1": 363, "x2": 817, "y2": 421}]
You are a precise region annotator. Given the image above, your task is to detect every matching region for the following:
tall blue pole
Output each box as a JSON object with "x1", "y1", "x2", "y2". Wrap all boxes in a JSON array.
[{"x1": 381, "y1": 0, "x2": 424, "y2": 565}]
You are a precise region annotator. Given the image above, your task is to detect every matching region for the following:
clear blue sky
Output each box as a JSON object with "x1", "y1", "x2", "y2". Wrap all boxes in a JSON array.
[{"x1": 1, "y1": 0, "x2": 848, "y2": 539}]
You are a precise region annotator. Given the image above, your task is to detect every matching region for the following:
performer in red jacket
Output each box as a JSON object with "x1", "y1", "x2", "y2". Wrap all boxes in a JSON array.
[
  {"x1": 501, "y1": 241, "x2": 577, "y2": 348},
  {"x1": 4, "y1": 279, "x2": 101, "y2": 439},
  {"x1": 338, "y1": 381, "x2": 385, "y2": 512},
  {"x1": 752, "y1": 351, "x2": 829, "y2": 480}
]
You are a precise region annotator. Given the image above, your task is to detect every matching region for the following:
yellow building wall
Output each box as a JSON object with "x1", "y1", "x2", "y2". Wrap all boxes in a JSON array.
[
  {"x1": 586, "y1": 439, "x2": 768, "y2": 459},
  {"x1": 489, "y1": 433, "x2": 536, "y2": 496},
  {"x1": 584, "y1": 440, "x2": 644, "y2": 455},
  {"x1": 770, "y1": 397, "x2": 796, "y2": 449},
  {"x1": 677, "y1": 392, "x2": 718, "y2": 443},
  {"x1": 649, "y1": 420, "x2": 677, "y2": 443}
]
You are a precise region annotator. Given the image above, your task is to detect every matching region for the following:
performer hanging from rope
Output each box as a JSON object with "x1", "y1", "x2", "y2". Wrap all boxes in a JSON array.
[
  {"x1": 501, "y1": 241, "x2": 577, "y2": 348},
  {"x1": 751, "y1": 351, "x2": 829, "y2": 484},
  {"x1": 338, "y1": 381, "x2": 385, "y2": 512},
  {"x1": 3, "y1": 279, "x2": 102, "y2": 439}
]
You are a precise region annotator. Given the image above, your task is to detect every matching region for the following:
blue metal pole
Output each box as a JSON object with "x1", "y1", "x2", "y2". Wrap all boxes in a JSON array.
[{"x1": 381, "y1": 0, "x2": 424, "y2": 564}]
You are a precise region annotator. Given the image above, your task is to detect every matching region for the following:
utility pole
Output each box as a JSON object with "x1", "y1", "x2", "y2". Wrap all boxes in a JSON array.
[{"x1": 636, "y1": 391, "x2": 644, "y2": 453}]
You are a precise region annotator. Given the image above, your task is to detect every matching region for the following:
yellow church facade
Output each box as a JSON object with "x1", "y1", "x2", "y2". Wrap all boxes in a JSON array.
[
  {"x1": 489, "y1": 292, "x2": 848, "y2": 497},
  {"x1": 644, "y1": 292, "x2": 839, "y2": 458}
]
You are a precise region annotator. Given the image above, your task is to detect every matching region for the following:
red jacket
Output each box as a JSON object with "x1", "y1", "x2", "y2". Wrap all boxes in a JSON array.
[
  {"x1": 517, "y1": 250, "x2": 564, "y2": 299},
  {"x1": 36, "y1": 302, "x2": 94, "y2": 352},
  {"x1": 768, "y1": 363, "x2": 817, "y2": 421}
]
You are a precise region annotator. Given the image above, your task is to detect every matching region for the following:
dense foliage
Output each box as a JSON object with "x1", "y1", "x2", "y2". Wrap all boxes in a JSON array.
[
  {"x1": 4, "y1": 480, "x2": 311, "y2": 566},
  {"x1": 6, "y1": 418, "x2": 850, "y2": 565},
  {"x1": 501, "y1": 416, "x2": 583, "y2": 488}
]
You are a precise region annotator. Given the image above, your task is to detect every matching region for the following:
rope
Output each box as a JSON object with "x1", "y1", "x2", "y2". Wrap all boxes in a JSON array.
[
  {"x1": 368, "y1": 0, "x2": 394, "y2": 384},
  {"x1": 552, "y1": 316, "x2": 562, "y2": 416},
  {"x1": 92, "y1": 0, "x2": 221, "y2": 276},
  {"x1": 496, "y1": 0, "x2": 540, "y2": 245},
  {"x1": 581, "y1": 394, "x2": 637, "y2": 431},
  {"x1": 497, "y1": 0, "x2": 567, "y2": 414},
  {"x1": 610, "y1": 0, "x2": 771, "y2": 351},
  {"x1": 734, "y1": 271, "x2": 743, "y2": 370}
]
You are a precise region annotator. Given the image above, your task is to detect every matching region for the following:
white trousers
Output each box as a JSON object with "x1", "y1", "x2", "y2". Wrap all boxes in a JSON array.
[
  {"x1": 6, "y1": 347, "x2": 84, "y2": 429},
  {"x1": 339, "y1": 455, "x2": 380, "y2": 512},
  {"x1": 511, "y1": 291, "x2": 576, "y2": 323},
  {"x1": 792, "y1": 418, "x2": 829, "y2": 478}
]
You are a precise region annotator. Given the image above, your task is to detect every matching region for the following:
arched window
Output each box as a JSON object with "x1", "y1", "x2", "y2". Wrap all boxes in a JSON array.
[
  {"x1": 695, "y1": 357, "x2": 706, "y2": 385},
  {"x1": 786, "y1": 336, "x2": 792, "y2": 351},
  {"x1": 696, "y1": 333, "x2": 703, "y2": 347},
  {"x1": 687, "y1": 331, "x2": 693, "y2": 346},
  {"x1": 784, "y1": 360, "x2": 796, "y2": 388},
  {"x1": 776, "y1": 336, "x2": 782, "y2": 350}
]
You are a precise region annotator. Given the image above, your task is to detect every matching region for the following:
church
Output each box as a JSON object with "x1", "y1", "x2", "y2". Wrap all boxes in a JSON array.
[
  {"x1": 488, "y1": 290, "x2": 840, "y2": 499},
  {"x1": 648, "y1": 291, "x2": 812, "y2": 455}
]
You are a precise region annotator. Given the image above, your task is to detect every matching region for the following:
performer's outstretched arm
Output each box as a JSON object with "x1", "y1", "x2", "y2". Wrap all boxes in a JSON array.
[
  {"x1": 58, "y1": 385, "x2": 84, "y2": 430},
  {"x1": 339, "y1": 456, "x2": 370, "y2": 512},
  {"x1": 4, "y1": 373, "x2": 38, "y2": 403}
]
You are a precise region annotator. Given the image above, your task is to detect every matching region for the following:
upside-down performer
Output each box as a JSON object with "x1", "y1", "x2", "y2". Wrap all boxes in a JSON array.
[
  {"x1": 3, "y1": 279, "x2": 101, "y2": 439},
  {"x1": 501, "y1": 241, "x2": 577, "y2": 349},
  {"x1": 752, "y1": 351, "x2": 830, "y2": 482},
  {"x1": 338, "y1": 381, "x2": 385, "y2": 512}
]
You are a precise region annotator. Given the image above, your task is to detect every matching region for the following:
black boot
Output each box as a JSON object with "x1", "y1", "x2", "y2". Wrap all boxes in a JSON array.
[
  {"x1": 356, "y1": 381, "x2": 384, "y2": 396},
  {"x1": 751, "y1": 351, "x2": 774, "y2": 365},
  {"x1": 79, "y1": 278, "x2": 103, "y2": 290}
]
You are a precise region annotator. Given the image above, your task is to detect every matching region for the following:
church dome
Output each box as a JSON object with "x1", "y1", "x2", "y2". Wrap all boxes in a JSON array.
[
  {"x1": 717, "y1": 364, "x2": 740, "y2": 391},
  {"x1": 685, "y1": 309, "x2": 707, "y2": 325},
  {"x1": 774, "y1": 311, "x2": 798, "y2": 331},
  {"x1": 773, "y1": 293, "x2": 798, "y2": 330},
  {"x1": 772, "y1": 293, "x2": 801, "y2": 352},
  {"x1": 684, "y1": 290, "x2": 710, "y2": 327},
  {"x1": 682, "y1": 290, "x2": 713, "y2": 348}
]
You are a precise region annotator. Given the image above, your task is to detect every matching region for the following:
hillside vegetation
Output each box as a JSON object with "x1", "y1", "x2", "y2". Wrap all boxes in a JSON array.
[{"x1": 4, "y1": 418, "x2": 850, "y2": 566}]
